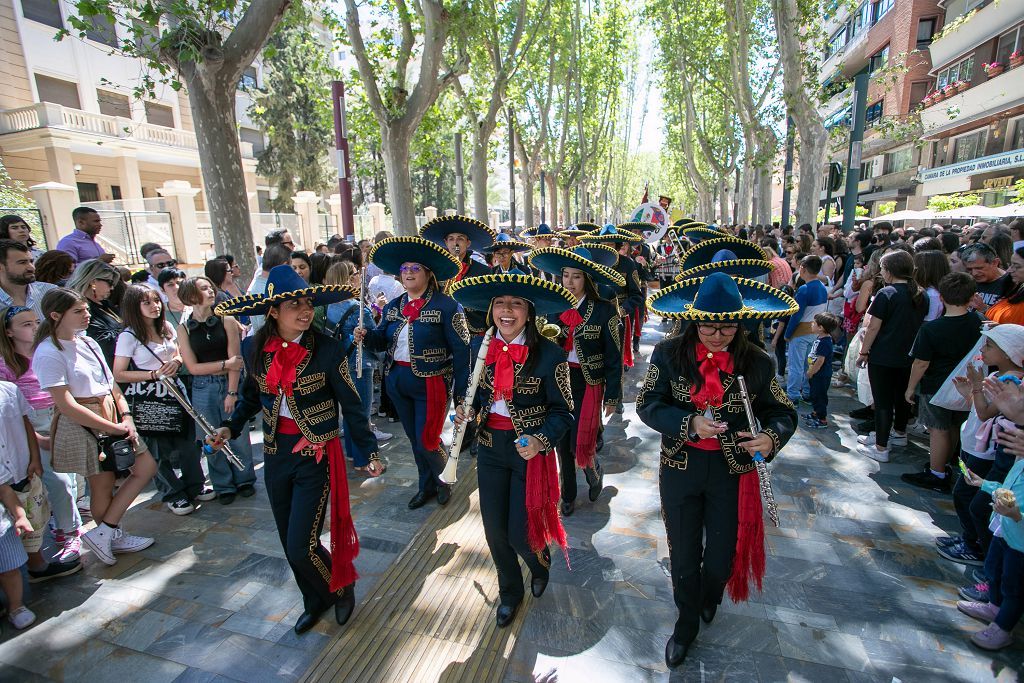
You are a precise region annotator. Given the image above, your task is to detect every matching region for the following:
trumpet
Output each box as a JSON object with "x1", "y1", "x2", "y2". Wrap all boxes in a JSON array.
[
  {"x1": 158, "y1": 376, "x2": 245, "y2": 471},
  {"x1": 439, "y1": 327, "x2": 495, "y2": 484},
  {"x1": 736, "y1": 375, "x2": 780, "y2": 527}
]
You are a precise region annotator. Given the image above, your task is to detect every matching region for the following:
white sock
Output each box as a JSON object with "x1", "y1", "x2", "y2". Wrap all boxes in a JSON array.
[{"x1": 931, "y1": 469, "x2": 946, "y2": 479}]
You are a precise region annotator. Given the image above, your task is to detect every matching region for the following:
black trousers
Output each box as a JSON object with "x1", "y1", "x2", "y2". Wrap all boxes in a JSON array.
[
  {"x1": 556, "y1": 365, "x2": 600, "y2": 503},
  {"x1": 478, "y1": 426, "x2": 549, "y2": 607},
  {"x1": 954, "y1": 451, "x2": 993, "y2": 551},
  {"x1": 868, "y1": 363, "x2": 912, "y2": 448},
  {"x1": 265, "y1": 431, "x2": 342, "y2": 613},
  {"x1": 660, "y1": 447, "x2": 739, "y2": 645}
]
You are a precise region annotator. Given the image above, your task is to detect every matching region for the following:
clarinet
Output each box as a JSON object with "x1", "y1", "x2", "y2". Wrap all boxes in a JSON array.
[{"x1": 736, "y1": 375, "x2": 780, "y2": 527}]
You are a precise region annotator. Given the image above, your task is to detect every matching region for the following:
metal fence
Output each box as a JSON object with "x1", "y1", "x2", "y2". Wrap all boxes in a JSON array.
[
  {"x1": 94, "y1": 210, "x2": 175, "y2": 268},
  {"x1": 0, "y1": 206, "x2": 46, "y2": 249},
  {"x1": 83, "y1": 198, "x2": 167, "y2": 213}
]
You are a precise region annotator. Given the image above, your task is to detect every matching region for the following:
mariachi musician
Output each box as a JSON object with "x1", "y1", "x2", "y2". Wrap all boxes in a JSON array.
[
  {"x1": 211, "y1": 266, "x2": 381, "y2": 635},
  {"x1": 580, "y1": 225, "x2": 644, "y2": 369},
  {"x1": 519, "y1": 224, "x2": 557, "y2": 281},
  {"x1": 485, "y1": 232, "x2": 532, "y2": 274},
  {"x1": 355, "y1": 236, "x2": 470, "y2": 509},
  {"x1": 637, "y1": 272, "x2": 798, "y2": 668},
  {"x1": 560, "y1": 222, "x2": 599, "y2": 249},
  {"x1": 528, "y1": 246, "x2": 625, "y2": 516},
  {"x1": 450, "y1": 271, "x2": 576, "y2": 628},
  {"x1": 419, "y1": 214, "x2": 495, "y2": 337},
  {"x1": 620, "y1": 221, "x2": 661, "y2": 354}
]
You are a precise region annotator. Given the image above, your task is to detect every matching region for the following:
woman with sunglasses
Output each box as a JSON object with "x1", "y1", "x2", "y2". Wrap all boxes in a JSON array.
[
  {"x1": 66, "y1": 259, "x2": 124, "y2": 365},
  {"x1": 639, "y1": 273, "x2": 798, "y2": 669},
  {"x1": 354, "y1": 236, "x2": 470, "y2": 509}
]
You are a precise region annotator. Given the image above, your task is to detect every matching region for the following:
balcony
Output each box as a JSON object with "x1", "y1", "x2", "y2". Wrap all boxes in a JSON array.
[
  {"x1": 921, "y1": 64, "x2": 1024, "y2": 138},
  {"x1": 0, "y1": 102, "x2": 254, "y2": 159},
  {"x1": 930, "y1": 0, "x2": 1024, "y2": 71}
]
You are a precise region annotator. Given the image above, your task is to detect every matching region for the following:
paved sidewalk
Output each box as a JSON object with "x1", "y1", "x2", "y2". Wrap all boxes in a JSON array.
[{"x1": 1, "y1": 318, "x2": 1022, "y2": 681}]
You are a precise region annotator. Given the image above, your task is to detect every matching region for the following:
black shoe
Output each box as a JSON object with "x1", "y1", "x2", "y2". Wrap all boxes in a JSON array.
[
  {"x1": 408, "y1": 491, "x2": 436, "y2": 510},
  {"x1": 470, "y1": 441, "x2": 479, "y2": 458},
  {"x1": 294, "y1": 610, "x2": 322, "y2": 634},
  {"x1": 849, "y1": 405, "x2": 874, "y2": 420},
  {"x1": 496, "y1": 603, "x2": 518, "y2": 628},
  {"x1": 586, "y1": 466, "x2": 604, "y2": 502},
  {"x1": 701, "y1": 603, "x2": 718, "y2": 624},
  {"x1": 596, "y1": 433, "x2": 605, "y2": 452},
  {"x1": 238, "y1": 484, "x2": 256, "y2": 498},
  {"x1": 632, "y1": 339, "x2": 640, "y2": 353},
  {"x1": 27, "y1": 559, "x2": 82, "y2": 583},
  {"x1": 665, "y1": 637, "x2": 690, "y2": 669},
  {"x1": 437, "y1": 485, "x2": 452, "y2": 506},
  {"x1": 531, "y1": 575, "x2": 549, "y2": 598},
  {"x1": 335, "y1": 584, "x2": 355, "y2": 626},
  {"x1": 560, "y1": 499, "x2": 574, "y2": 517},
  {"x1": 218, "y1": 492, "x2": 237, "y2": 505},
  {"x1": 853, "y1": 420, "x2": 876, "y2": 435},
  {"x1": 901, "y1": 469, "x2": 952, "y2": 493}
]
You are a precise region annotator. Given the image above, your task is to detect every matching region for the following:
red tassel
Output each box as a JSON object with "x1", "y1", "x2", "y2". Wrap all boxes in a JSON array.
[
  {"x1": 328, "y1": 437, "x2": 360, "y2": 591},
  {"x1": 575, "y1": 382, "x2": 604, "y2": 469},
  {"x1": 622, "y1": 315, "x2": 634, "y2": 368},
  {"x1": 726, "y1": 471, "x2": 765, "y2": 603},
  {"x1": 526, "y1": 450, "x2": 569, "y2": 567},
  {"x1": 421, "y1": 374, "x2": 448, "y2": 452}
]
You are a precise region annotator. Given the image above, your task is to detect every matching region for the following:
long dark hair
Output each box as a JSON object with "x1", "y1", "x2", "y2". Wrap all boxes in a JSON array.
[
  {"x1": 914, "y1": 249, "x2": 951, "y2": 290},
  {"x1": 880, "y1": 250, "x2": 924, "y2": 306},
  {"x1": 120, "y1": 284, "x2": 171, "y2": 342},
  {"x1": 0, "y1": 215, "x2": 36, "y2": 249},
  {"x1": 251, "y1": 307, "x2": 281, "y2": 370},
  {"x1": 671, "y1": 319, "x2": 763, "y2": 394}
]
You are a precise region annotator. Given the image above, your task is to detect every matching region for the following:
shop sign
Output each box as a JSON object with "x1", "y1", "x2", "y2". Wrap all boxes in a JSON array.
[
  {"x1": 982, "y1": 176, "x2": 1015, "y2": 189},
  {"x1": 920, "y1": 148, "x2": 1024, "y2": 183}
]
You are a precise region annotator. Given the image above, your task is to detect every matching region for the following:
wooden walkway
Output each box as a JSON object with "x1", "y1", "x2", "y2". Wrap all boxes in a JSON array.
[{"x1": 302, "y1": 463, "x2": 526, "y2": 682}]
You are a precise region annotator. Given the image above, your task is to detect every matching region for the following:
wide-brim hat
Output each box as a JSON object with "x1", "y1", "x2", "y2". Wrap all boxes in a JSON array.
[
  {"x1": 672, "y1": 218, "x2": 704, "y2": 229},
  {"x1": 520, "y1": 223, "x2": 556, "y2": 239},
  {"x1": 450, "y1": 272, "x2": 577, "y2": 316},
  {"x1": 215, "y1": 265, "x2": 355, "y2": 317},
  {"x1": 648, "y1": 272, "x2": 798, "y2": 321},
  {"x1": 528, "y1": 246, "x2": 626, "y2": 287},
  {"x1": 564, "y1": 222, "x2": 601, "y2": 237},
  {"x1": 483, "y1": 233, "x2": 532, "y2": 254},
  {"x1": 583, "y1": 242, "x2": 618, "y2": 268},
  {"x1": 676, "y1": 237, "x2": 774, "y2": 281},
  {"x1": 680, "y1": 225, "x2": 722, "y2": 243},
  {"x1": 419, "y1": 215, "x2": 496, "y2": 249},
  {"x1": 616, "y1": 222, "x2": 661, "y2": 241},
  {"x1": 369, "y1": 236, "x2": 461, "y2": 281},
  {"x1": 581, "y1": 224, "x2": 643, "y2": 244}
]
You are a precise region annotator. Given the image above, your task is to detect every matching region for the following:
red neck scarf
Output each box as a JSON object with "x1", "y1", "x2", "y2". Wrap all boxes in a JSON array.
[
  {"x1": 690, "y1": 342, "x2": 734, "y2": 410},
  {"x1": 486, "y1": 340, "x2": 528, "y2": 402},
  {"x1": 558, "y1": 307, "x2": 584, "y2": 353},
  {"x1": 455, "y1": 260, "x2": 470, "y2": 281},
  {"x1": 402, "y1": 296, "x2": 427, "y2": 321},
  {"x1": 263, "y1": 336, "x2": 308, "y2": 397}
]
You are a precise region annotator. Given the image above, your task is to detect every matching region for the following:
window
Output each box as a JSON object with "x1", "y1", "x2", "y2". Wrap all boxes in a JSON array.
[
  {"x1": 1012, "y1": 118, "x2": 1024, "y2": 150},
  {"x1": 910, "y1": 81, "x2": 931, "y2": 107},
  {"x1": 97, "y1": 90, "x2": 131, "y2": 118},
  {"x1": 826, "y1": 28, "x2": 847, "y2": 59},
  {"x1": 869, "y1": 45, "x2": 889, "y2": 74},
  {"x1": 996, "y1": 26, "x2": 1023, "y2": 67},
  {"x1": 21, "y1": 0, "x2": 62, "y2": 28},
  {"x1": 239, "y1": 127, "x2": 265, "y2": 156},
  {"x1": 77, "y1": 182, "x2": 99, "y2": 202},
  {"x1": 111, "y1": 185, "x2": 122, "y2": 200},
  {"x1": 144, "y1": 101, "x2": 174, "y2": 127},
  {"x1": 952, "y1": 129, "x2": 988, "y2": 163},
  {"x1": 871, "y1": 0, "x2": 893, "y2": 24},
  {"x1": 239, "y1": 67, "x2": 258, "y2": 91},
  {"x1": 917, "y1": 18, "x2": 937, "y2": 49},
  {"x1": 85, "y1": 14, "x2": 118, "y2": 47},
  {"x1": 865, "y1": 100, "x2": 884, "y2": 127},
  {"x1": 852, "y1": 3, "x2": 870, "y2": 35},
  {"x1": 937, "y1": 54, "x2": 974, "y2": 89},
  {"x1": 34, "y1": 74, "x2": 81, "y2": 108},
  {"x1": 860, "y1": 158, "x2": 874, "y2": 181},
  {"x1": 884, "y1": 147, "x2": 915, "y2": 174}
]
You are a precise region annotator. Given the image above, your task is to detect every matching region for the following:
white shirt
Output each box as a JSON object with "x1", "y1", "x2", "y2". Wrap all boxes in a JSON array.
[
  {"x1": 0, "y1": 281, "x2": 56, "y2": 322},
  {"x1": 0, "y1": 381, "x2": 32, "y2": 484},
  {"x1": 566, "y1": 296, "x2": 586, "y2": 364},
  {"x1": 279, "y1": 333, "x2": 303, "y2": 420},
  {"x1": 489, "y1": 330, "x2": 527, "y2": 417},
  {"x1": 34, "y1": 333, "x2": 115, "y2": 398},
  {"x1": 114, "y1": 325, "x2": 178, "y2": 371}
]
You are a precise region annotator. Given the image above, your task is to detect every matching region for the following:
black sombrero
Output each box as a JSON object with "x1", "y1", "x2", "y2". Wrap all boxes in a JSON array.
[
  {"x1": 483, "y1": 232, "x2": 532, "y2": 254},
  {"x1": 419, "y1": 215, "x2": 496, "y2": 249},
  {"x1": 564, "y1": 222, "x2": 601, "y2": 238},
  {"x1": 528, "y1": 246, "x2": 626, "y2": 287},
  {"x1": 450, "y1": 272, "x2": 577, "y2": 316},
  {"x1": 671, "y1": 218, "x2": 704, "y2": 229},
  {"x1": 215, "y1": 265, "x2": 355, "y2": 317},
  {"x1": 583, "y1": 242, "x2": 619, "y2": 268},
  {"x1": 369, "y1": 236, "x2": 461, "y2": 281},
  {"x1": 648, "y1": 272, "x2": 798, "y2": 321},
  {"x1": 581, "y1": 224, "x2": 643, "y2": 244},
  {"x1": 520, "y1": 223, "x2": 556, "y2": 239},
  {"x1": 617, "y1": 222, "x2": 661, "y2": 241},
  {"x1": 680, "y1": 225, "x2": 722, "y2": 243},
  {"x1": 676, "y1": 237, "x2": 774, "y2": 281}
]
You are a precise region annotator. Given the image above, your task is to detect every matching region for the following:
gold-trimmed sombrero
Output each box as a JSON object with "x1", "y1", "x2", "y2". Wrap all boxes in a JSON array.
[
  {"x1": 581, "y1": 224, "x2": 643, "y2": 244},
  {"x1": 483, "y1": 232, "x2": 531, "y2": 254},
  {"x1": 648, "y1": 272, "x2": 798, "y2": 321},
  {"x1": 676, "y1": 237, "x2": 774, "y2": 281},
  {"x1": 520, "y1": 223, "x2": 556, "y2": 239},
  {"x1": 583, "y1": 242, "x2": 619, "y2": 268},
  {"x1": 450, "y1": 272, "x2": 577, "y2": 316},
  {"x1": 419, "y1": 214, "x2": 496, "y2": 249},
  {"x1": 369, "y1": 236, "x2": 461, "y2": 281},
  {"x1": 564, "y1": 222, "x2": 601, "y2": 237},
  {"x1": 528, "y1": 246, "x2": 626, "y2": 288},
  {"x1": 680, "y1": 225, "x2": 722, "y2": 243},
  {"x1": 214, "y1": 265, "x2": 355, "y2": 317},
  {"x1": 616, "y1": 222, "x2": 662, "y2": 241}
]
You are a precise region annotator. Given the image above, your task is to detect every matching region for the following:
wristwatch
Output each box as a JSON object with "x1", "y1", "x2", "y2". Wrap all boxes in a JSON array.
[
  {"x1": 226, "y1": 391, "x2": 239, "y2": 397},
  {"x1": 122, "y1": 411, "x2": 133, "y2": 417}
]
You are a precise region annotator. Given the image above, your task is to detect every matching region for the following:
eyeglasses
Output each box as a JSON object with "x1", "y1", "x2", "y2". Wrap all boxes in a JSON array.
[
  {"x1": 152, "y1": 259, "x2": 177, "y2": 269},
  {"x1": 399, "y1": 264, "x2": 423, "y2": 273},
  {"x1": 697, "y1": 324, "x2": 739, "y2": 336}
]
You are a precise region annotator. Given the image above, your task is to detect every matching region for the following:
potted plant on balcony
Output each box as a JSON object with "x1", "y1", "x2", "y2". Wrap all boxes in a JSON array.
[
  {"x1": 984, "y1": 62, "x2": 1005, "y2": 78},
  {"x1": 955, "y1": 80, "x2": 969, "y2": 93},
  {"x1": 1011, "y1": 51, "x2": 1024, "y2": 69},
  {"x1": 943, "y1": 83, "x2": 957, "y2": 98},
  {"x1": 922, "y1": 92, "x2": 935, "y2": 107},
  {"x1": 931, "y1": 88, "x2": 945, "y2": 103}
]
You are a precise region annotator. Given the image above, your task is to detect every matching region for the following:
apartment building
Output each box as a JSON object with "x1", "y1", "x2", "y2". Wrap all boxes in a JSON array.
[
  {"x1": 818, "y1": 0, "x2": 944, "y2": 214},
  {"x1": 918, "y1": 0, "x2": 1024, "y2": 209}
]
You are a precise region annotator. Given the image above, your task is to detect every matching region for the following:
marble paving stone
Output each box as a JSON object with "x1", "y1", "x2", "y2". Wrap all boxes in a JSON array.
[
  {"x1": 773, "y1": 617, "x2": 870, "y2": 671},
  {"x1": 73, "y1": 646, "x2": 188, "y2": 683}
]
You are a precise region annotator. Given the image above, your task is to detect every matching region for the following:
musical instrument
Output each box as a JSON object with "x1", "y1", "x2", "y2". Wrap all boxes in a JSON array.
[
  {"x1": 736, "y1": 375, "x2": 780, "y2": 527},
  {"x1": 357, "y1": 267, "x2": 366, "y2": 379},
  {"x1": 439, "y1": 326, "x2": 495, "y2": 484},
  {"x1": 158, "y1": 375, "x2": 245, "y2": 471}
]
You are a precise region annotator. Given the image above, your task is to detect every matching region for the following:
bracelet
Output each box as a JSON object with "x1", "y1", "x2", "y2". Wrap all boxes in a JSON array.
[
  {"x1": 859, "y1": 351, "x2": 869, "y2": 356},
  {"x1": 121, "y1": 411, "x2": 133, "y2": 417},
  {"x1": 226, "y1": 391, "x2": 239, "y2": 397},
  {"x1": 150, "y1": 370, "x2": 157, "y2": 380},
  {"x1": 221, "y1": 359, "x2": 226, "y2": 371}
]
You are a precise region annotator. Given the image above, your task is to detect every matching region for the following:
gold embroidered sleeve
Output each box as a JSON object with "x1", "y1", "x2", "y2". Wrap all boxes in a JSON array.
[
  {"x1": 555, "y1": 361, "x2": 574, "y2": 413},
  {"x1": 609, "y1": 314, "x2": 622, "y2": 352},
  {"x1": 770, "y1": 376, "x2": 795, "y2": 410},
  {"x1": 337, "y1": 357, "x2": 359, "y2": 394},
  {"x1": 636, "y1": 364, "x2": 659, "y2": 409},
  {"x1": 452, "y1": 311, "x2": 471, "y2": 346}
]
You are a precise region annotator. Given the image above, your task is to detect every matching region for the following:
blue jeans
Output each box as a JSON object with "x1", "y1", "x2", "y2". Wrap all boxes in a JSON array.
[
  {"x1": 985, "y1": 536, "x2": 1024, "y2": 631},
  {"x1": 191, "y1": 374, "x2": 256, "y2": 493},
  {"x1": 786, "y1": 334, "x2": 814, "y2": 401},
  {"x1": 344, "y1": 355, "x2": 374, "y2": 467}
]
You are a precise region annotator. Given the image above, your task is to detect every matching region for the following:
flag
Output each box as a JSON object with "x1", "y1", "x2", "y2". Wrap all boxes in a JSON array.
[{"x1": 641, "y1": 181, "x2": 649, "y2": 204}]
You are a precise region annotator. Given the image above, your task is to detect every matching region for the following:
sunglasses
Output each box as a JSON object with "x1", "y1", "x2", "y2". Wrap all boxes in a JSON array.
[
  {"x1": 153, "y1": 259, "x2": 177, "y2": 269},
  {"x1": 399, "y1": 264, "x2": 423, "y2": 273},
  {"x1": 697, "y1": 324, "x2": 739, "y2": 336}
]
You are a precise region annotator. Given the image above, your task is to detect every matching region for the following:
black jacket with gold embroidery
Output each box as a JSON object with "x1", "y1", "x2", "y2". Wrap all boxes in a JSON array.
[
  {"x1": 636, "y1": 337, "x2": 796, "y2": 474},
  {"x1": 225, "y1": 331, "x2": 380, "y2": 461},
  {"x1": 363, "y1": 288, "x2": 471, "y2": 402},
  {"x1": 471, "y1": 336, "x2": 574, "y2": 453},
  {"x1": 599, "y1": 254, "x2": 644, "y2": 317},
  {"x1": 552, "y1": 298, "x2": 624, "y2": 407},
  {"x1": 445, "y1": 256, "x2": 492, "y2": 335}
]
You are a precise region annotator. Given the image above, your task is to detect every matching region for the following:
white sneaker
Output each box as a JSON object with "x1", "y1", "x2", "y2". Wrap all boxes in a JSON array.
[
  {"x1": 166, "y1": 498, "x2": 195, "y2": 516},
  {"x1": 906, "y1": 422, "x2": 928, "y2": 437},
  {"x1": 194, "y1": 487, "x2": 217, "y2": 502},
  {"x1": 373, "y1": 427, "x2": 393, "y2": 442},
  {"x1": 857, "y1": 432, "x2": 877, "y2": 446},
  {"x1": 82, "y1": 524, "x2": 116, "y2": 565},
  {"x1": 111, "y1": 527, "x2": 155, "y2": 554},
  {"x1": 8, "y1": 606, "x2": 36, "y2": 630},
  {"x1": 857, "y1": 442, "x2": 890, "y2": 462},
  {"x1": 889, "y1": 432, "x2": 908, "y2": 447}
]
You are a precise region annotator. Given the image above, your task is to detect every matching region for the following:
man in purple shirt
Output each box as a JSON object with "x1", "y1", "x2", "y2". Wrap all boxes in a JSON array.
[{"x1": 56, "y1": 207, "x2": 113, "y2": 264}]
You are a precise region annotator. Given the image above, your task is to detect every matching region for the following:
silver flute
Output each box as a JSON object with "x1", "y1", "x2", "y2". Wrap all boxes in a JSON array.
[
  {"x1": 736, "y1": 375, "x2": 780, "y2": 527},
  {"x1": 158, "y1": 376, "x2": 245, "y2": 471}
]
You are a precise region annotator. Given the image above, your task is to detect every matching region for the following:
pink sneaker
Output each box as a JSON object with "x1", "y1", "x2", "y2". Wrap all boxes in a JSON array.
[
  {"x1": 971, "y1": 622, "x2": 1013, "y2": 650},
  {"x1": 55, "y1": 530, "x2": 82, "y2": 563},
  {"x1": 957, "y1": 600, "x2": 998, "y2": 623}
]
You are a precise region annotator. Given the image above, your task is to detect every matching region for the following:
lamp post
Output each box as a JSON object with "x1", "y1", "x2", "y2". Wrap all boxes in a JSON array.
[{"x1": 330, "y1": 80, "x2": 355, "y2": 238}]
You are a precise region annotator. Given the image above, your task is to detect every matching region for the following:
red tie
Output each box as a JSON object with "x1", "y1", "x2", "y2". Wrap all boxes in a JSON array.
[
  {"x1": 402, "y1": 297, "x2": 427, "y2": 321},
  {"x1": 485, "y1": 341, "x2": 529, "y2": 402},
  {"x1": 263, "y1": 337, "x2": 309, "y2": 397},
  {"x1": 559, "y1": 308, "x2": 584, "y2": 353}
]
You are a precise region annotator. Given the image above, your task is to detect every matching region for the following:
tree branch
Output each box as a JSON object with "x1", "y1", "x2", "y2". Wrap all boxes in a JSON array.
[{"x1": 221, "y1": 0, "x2": 292, "y2": 78}]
